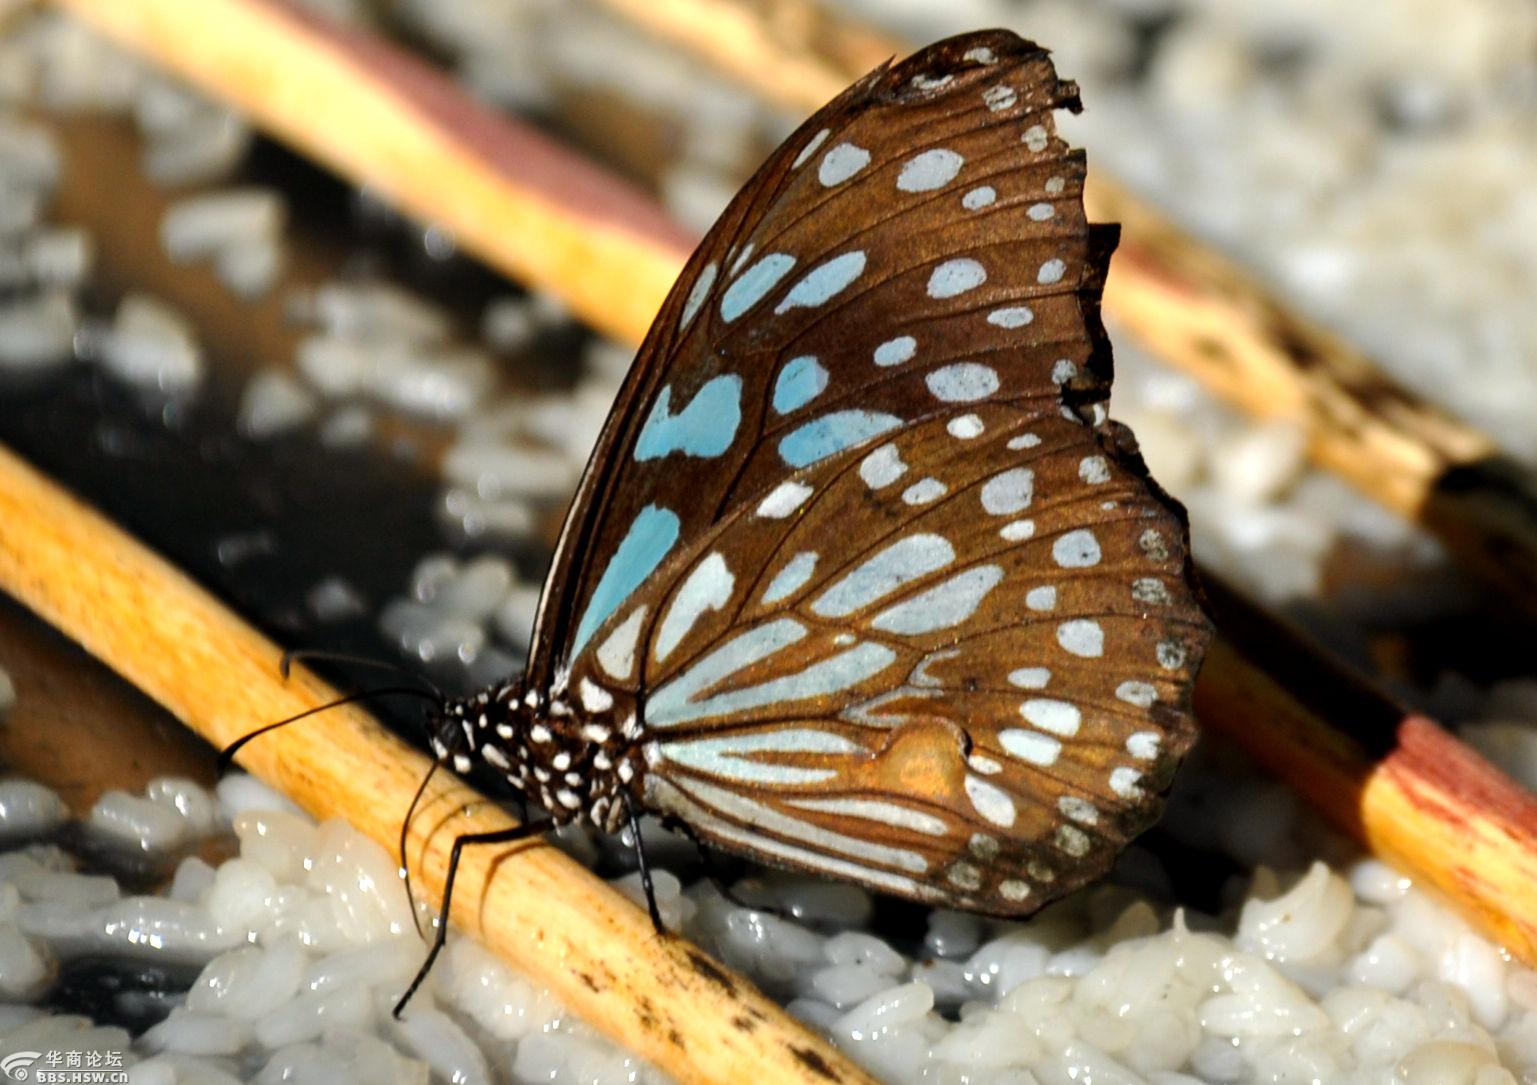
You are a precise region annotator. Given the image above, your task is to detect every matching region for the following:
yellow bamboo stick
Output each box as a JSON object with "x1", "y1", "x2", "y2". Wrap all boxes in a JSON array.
[
  {"x1": 52, "y1": 0, "x2": 694, "y2": 349},
  {"x1": 0, "y1": 442, "x2": 871, "y2": 1085}
]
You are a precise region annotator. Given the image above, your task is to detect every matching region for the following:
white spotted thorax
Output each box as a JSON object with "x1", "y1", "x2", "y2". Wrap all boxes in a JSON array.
[
  {"x1": 441, "y1": 30, "x2": 1212, "y2": 918},
  {"x1": 429, "y1": 677, "x2": 641, "y2": 834}
]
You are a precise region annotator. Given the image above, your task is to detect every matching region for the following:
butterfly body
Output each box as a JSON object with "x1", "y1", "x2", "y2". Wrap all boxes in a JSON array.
[
  {"x1": 431, "y1": 678, "x2": 641, "y2": 833},
  {"x1": 425, "y1": 29, "x2": 1212, "y2": 921}
]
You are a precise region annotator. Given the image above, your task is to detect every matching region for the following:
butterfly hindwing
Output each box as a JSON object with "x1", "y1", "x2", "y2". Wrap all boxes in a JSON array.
[{"x1": 571, "y1": 403, "x2": 1205, "y2": 911}]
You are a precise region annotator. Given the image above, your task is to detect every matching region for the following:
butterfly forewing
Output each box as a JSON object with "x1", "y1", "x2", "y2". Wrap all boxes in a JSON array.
[
  {"x1": 528, "y1": 32, "x2": 1112, "y2": 683},
  {"x1": 531, "y1": 30, "x2": 1212, "y2": 914}
]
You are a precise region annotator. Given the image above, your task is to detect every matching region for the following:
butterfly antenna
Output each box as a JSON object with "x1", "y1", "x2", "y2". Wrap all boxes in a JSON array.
[
  {"x1": 280, "y1": 648, "x2": 444, "y2": 701},
  {"x1": 400, "y1": 760, "x2": 440, "y2": 940},
  {"x1": 217, "y1": 685, "x2": 442, "y2": 774}
]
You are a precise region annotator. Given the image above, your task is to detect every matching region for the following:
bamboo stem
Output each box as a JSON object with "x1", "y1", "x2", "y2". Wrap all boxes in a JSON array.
[
  {"x1": 51, "y1": 0, "x2": 694, "y2": 350},
  {"x1": 1196, "y1": 576, "x2": 1537, "y2": 961},
  {"x1": 0, "y1": 443, "x2": 871, "y2": 1085}
]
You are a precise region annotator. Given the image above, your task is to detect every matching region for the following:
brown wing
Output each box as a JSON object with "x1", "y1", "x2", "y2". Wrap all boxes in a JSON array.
[{"x1": 527, "y1": 31, "x2": 1118, "y2": 691}]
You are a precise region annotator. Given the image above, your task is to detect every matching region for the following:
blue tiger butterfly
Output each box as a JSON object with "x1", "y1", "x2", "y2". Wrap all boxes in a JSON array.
[{"x1": 395, "y1": 29, "x2": 1211, "y2": 1011}]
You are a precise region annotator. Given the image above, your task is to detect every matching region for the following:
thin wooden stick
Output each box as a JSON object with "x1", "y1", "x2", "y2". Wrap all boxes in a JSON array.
[
  {"x1": 0, "y1": 443, "x2": 872, "y2": 1085},
  {"x1": 1197, "y1": 576, "x2": 1537, "y2": 961},
  {"x1": 51, "y1": 0, "x2": 694, "y2": 350},
  {"x1": 587, "y1": 0, "x2": 1537, "y2": 618}
]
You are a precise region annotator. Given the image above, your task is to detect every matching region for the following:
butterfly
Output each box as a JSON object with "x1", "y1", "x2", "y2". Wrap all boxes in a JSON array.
[{"x1": 396, "y1": 28, "x2": 1211, "y2": 1011}]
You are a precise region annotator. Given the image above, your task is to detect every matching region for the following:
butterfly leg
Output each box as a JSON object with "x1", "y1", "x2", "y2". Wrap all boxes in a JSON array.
[
  {"x1": 621, "y1": 791, "x2": 667, "y2": 934},
  {"x1": 393, "y1": 821, "x2": 545, "y2": 1018}
]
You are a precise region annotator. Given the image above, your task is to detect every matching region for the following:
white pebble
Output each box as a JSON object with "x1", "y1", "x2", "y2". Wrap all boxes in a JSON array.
[
  {"x1": 1347, "y1": 932, "x2": 1422, "y2": 994},
  {"x1": 1237, "y1": 862, "x2": 1353, "y2": 962},
  {"x1": 1440, "y1": 933, "x2": 1507, "y2": 1029},
  {"x1": 0, "y1": 291, "x2": 76, "y2": 372},
  {"x1": 187, "y1": 937, "x2": 307, "y2": 1019},
  {"x1": 88, "y1": 790, "x2": 189, "y2": 852},
  {"x1": 0, "y1": 922, "x2": 49, "y2": 999},
  {"x1": 142, "y1": 1010, "x2": 251, "y2": 1056},
  {"x1": 807, "y1": 964, "x2": 894, "y2": 1009},
  {"x1": 99, "y1": 293, "x2": 203, "y2": 393},
  {"x1": 824, "y1": 931, "x2": 906, "y2": 975},
  {"x1": 160, "y1": 188, "x2": 284, "y2": 263},
  {"x1": 0, "y1": 779, "x2": 68, "y2": 837},
  {"x1": 392, "y1": 1004, "x2": 492, "y2": 1085}
]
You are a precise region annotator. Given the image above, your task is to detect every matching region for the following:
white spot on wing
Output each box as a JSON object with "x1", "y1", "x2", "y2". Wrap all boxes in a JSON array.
[
  {"x1": 927, "y1": 363, "x2": 998, "y2": 402},
  {"x1": 655, "y1": 553, "x2": 734, "y2": 661},
  {"x1": 1056, "y1": 619, "x2": 1104, "y2": 658},
  {"x1": 982, "y1": 468, "x2": 1033, "y2": 514},
  {"x1": 871, "y1": 565, "x2": 1003, "y2": 635},
  {"x1": 596, "y1": 606, "x2": 647, "y2": 680},
  {"x1": 819, "y1": 142, "x2": 871, "y2": 186},
  {"x1": 988, "y1": 306, "x2": 1034, "y2": 328},
  {"x1": 897, "y1": 149, "x2": 964, "y2": 192},
  {"x1": 965, "y1": 775, "x2": 1016, "y2": 827},
  {"x1": 1117, "y1": 681, "x2": 1157, "y2": 707},
  {"x1": 762, "y1": 551, "x2": 818, "y2": 604},
  {"x1": 902, "y1": 477, "x2": 946, "y2": 505},
  {"x1": 927, "y1": 258, "x2": 986, "y2": 298},
  {"x1": 1037, "y1": 259, "x2": 1067, "y2": 285},
  {"x1": 756, "y1": 480, "x2": 813, "y2": 519},
  {"x1": 1053, "y1": 530, "x2": 1101, "y2": 568},
  {"x1": 1110, "y1": 767, "x2": 1144, "y2": 798},
  {"x1": 721, "y1": 253, "x2": 795, "y2": 322},
  {"x1": 776, "y1": 251, "x2": 866, "y2": 314},
  {"x1": 1127, "y1": 732, "x2": 1161, "y2": 760},
  {"x1": 1059, "y1": 796, "x2": 1098, "y2": 825},
  {"x1": 661, "y1": 728, "x2": 855, "y2": 786},
  {"x1": 962, "y1": 186, "x2": 995, "y2": 211},
  {"x1": 1079, "y1": 456, "x2": 1110, "y2": 484},
  {"x1": 680, "y1": 262, "x2": 717, "y2": 331},
  {"x1": 791, "y1": 128, "x2": 830, "y2": 169},
  {"x1": 1020, "y1": 698, "x2": 1081, "y2": 736},
  {"x1": 1000, "y1": 729, "x2": 1060, "y2": 765},
  {"x1": 859, "y1": 444, "x2": 907, "y2": 489},
  {"x1": 812, "y1": 534, "x2": 954, "y2": 617},
  {"x1": 983, "y1": 85, "x2": 1016, "y2": 112},
  {"x1": 787, "y1": 796, "x2": 948, "y2": 836},
  {"x1": 1008, "y1": 667, "x2": 1050, "y2": 689},
  {"x1": 874, "y1": 336, "x2": 916, "y2": 367},
  {"x1": 948, "y1": 414, "x2": 984, "y2": 439}
]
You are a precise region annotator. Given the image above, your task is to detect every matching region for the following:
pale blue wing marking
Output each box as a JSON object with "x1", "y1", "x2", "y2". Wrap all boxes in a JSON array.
[
  {"x1": 571, "y1": 504, "x2": 681, "y2": 657},
  {"x1": 635, "y1": 375, "x2": 744, "y2": 461},
  {"x1": 774, "y1": 251, "x2": 867, "y2": 314},
  {"x1": 810, "y1": 534, "x2": 954, "y2": 617},
  {"x1": 721, "y1": 253, "x2": 796, "y2": 321},
  {"x1": 779, "y1": 410, "x2": 902, "y2": 467},
  {"x1": 772, "y1": 356, "x2": 829, "y2": 415},
  {"x1": 648, "y1": 618, "x2": 897, "y2": 727}
]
